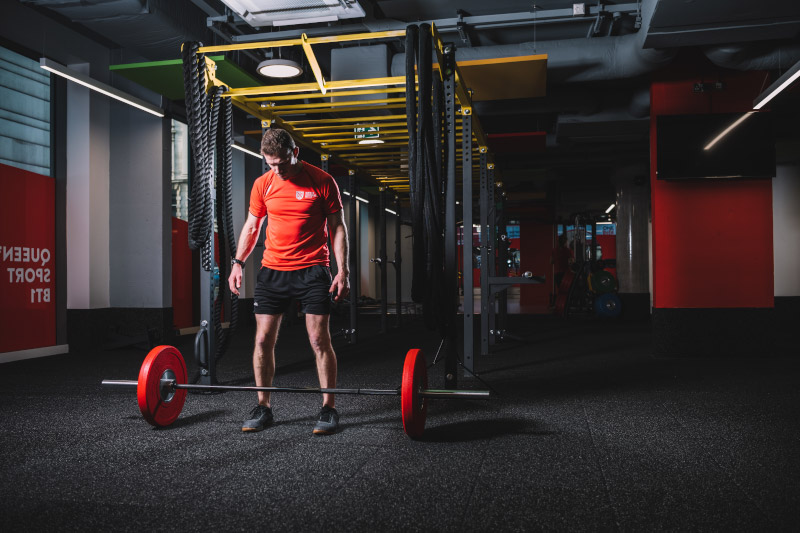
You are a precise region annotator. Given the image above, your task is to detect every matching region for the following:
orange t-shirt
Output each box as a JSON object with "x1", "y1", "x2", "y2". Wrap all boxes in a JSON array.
[{"x1": 249, "y1": 162, "x2": 342, "y2": 270}]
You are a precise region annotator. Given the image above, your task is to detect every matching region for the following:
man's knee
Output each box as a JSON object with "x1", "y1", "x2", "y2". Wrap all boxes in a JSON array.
[{"x1": 308, "y1": 332, "x2": 333, "y2": 354}]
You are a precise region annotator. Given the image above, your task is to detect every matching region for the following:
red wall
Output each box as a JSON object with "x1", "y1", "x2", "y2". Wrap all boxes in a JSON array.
[
  {"x1": 0, "y1": 164, "x2": 56, "y2": 352},
  {"x1": 650, "y1": 66, "x2": 773, "y2": 309}
]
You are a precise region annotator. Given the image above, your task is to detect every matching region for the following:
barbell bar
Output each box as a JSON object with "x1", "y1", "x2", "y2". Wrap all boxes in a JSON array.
[
  {"x1": 102, "y1": 380, "x2": 487, "y2": 399},
  {"x1": 102, "y1": 345, "x2": 490, "y2": 438}
]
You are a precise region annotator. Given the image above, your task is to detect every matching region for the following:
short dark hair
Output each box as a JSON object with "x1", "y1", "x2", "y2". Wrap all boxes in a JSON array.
[{"x1": 261, "y1": 128, "x2": 296, "y2": 157}]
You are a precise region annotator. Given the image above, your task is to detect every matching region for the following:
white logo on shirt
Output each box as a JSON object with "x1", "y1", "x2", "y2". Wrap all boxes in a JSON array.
[{"x1": 296, "y1": 190, "x2": 318, "y2": 200}]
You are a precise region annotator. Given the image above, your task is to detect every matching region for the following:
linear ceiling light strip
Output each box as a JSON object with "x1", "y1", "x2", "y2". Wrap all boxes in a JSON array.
[{"x1": 40, "y1": 58, "x2": 164, "y2": 117}]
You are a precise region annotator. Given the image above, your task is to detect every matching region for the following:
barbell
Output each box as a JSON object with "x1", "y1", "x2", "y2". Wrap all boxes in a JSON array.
[{"x1": 102, "y1": 345, "x2": 489, "y2": 438}]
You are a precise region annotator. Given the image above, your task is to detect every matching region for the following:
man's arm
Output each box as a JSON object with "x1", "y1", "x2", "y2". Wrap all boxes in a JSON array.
[
  {"x1": 228, "y1": 212, "x2": 265, "y2": 296},
  {"x1": 326, "y1": 209, "x2": 350, "y2": 302}
]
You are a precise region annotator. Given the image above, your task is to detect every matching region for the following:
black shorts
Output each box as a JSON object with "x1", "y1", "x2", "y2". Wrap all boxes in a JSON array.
[{"x1": 254, "y1": 265, "x2": 332, "y2": 315}]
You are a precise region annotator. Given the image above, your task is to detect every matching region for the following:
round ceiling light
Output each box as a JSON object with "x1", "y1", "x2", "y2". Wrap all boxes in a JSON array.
[{"x1": 257, "y1": 59, "x2": 303, "y2": 78}]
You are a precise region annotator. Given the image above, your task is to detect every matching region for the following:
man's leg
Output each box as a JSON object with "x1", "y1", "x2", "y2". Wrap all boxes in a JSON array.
[
  {"x1": 254, "y1": 313, "x2": 282, "y2": 407},
  {"x1": 305, "y1": 313, "x2": 336, "y2": 408}
]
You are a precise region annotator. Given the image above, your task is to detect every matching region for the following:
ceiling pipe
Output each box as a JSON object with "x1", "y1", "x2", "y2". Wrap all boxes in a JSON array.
[
  {"x1": 390, "y1": 0, "x2": 675, "y2": 84},
  {"x1": 224, "y1": 3, "x2": 641, "y2": 43}
]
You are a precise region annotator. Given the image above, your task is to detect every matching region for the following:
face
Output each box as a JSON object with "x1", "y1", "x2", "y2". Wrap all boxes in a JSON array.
[{"x1": 263, "y1": 147, "x2": 299, "y2": 179}]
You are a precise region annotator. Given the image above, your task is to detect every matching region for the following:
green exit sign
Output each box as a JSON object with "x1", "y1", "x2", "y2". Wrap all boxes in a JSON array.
[{"x1": 354, "y1": 126, "x2": 379, "y2": 139}]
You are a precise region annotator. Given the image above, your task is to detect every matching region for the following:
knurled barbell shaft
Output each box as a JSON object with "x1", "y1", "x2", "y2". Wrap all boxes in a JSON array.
[{"x1": 101, "y1": 380, "x2": 489, "y2": 399}]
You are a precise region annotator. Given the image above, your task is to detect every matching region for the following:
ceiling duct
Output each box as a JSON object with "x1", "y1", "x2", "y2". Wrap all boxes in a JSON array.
[
  {"x1": 220, "y1": 0, "x2": 366, "y2": 28},
  {"x1": 21, "y1": 0, "x2": 208, "y2": 61},
  {"x1": 703, "y1": 42, "x2": 800, "y2": 72},
  {"x1": 391, "y1": 0, "x2": 675, "y2": 85}
]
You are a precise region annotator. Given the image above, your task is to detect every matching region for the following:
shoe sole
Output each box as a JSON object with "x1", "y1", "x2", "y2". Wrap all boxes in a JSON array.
[{"x1": 242, "y1": 421, "x2": 273, "y2": 432}]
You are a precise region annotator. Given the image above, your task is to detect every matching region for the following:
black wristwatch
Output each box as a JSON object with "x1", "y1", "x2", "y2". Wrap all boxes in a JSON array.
[{"x1": 231, "y1": 258, "x2": 245, "y2": 269}]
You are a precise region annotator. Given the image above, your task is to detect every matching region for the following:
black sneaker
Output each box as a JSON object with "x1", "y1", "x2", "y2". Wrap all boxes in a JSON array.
[
  {"x1": 312, "y1": 406, "x2": 339, "y2": 435},
  {"x1": 242, "y1": 405, "x2": 273, "y2": 432}
]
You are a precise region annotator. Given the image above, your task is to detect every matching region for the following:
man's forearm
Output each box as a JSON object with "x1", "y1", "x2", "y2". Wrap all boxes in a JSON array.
[
  {"x1": 333, "y1": 225, "x2": 349, "y2": 276},
  {"x1": 235, "y1": 219, "x2": 261, "y2": 262}
]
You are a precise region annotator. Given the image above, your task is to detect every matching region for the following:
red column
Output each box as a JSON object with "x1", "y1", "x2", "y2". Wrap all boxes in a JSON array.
[
  {"x1": 650, "y1": 63, "x2": 775, "y2": 355},
  {"x1": 519, "y1": 219, "x2": 554, "y2": 314}
]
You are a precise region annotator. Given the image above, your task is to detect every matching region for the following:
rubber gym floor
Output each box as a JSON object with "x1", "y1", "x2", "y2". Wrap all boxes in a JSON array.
[{"x1": 1, "y1": 313, "x2": 799, "y2": 532}]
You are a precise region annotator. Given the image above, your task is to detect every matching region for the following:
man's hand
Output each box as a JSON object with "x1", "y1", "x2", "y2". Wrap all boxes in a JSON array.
[
  {"x1": 329, "y1": 270, "x2": 350, "y2": 302},
  {"x1": 229, "y1": 264, "x2": 243, "y2": 296}
]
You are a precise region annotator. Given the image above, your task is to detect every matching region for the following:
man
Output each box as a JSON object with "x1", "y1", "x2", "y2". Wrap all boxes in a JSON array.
[{"x1": 228, "y1": 128, "x2": 349, "y2": 435}]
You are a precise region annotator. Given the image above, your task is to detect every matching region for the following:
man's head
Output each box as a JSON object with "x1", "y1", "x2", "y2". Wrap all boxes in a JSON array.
[{"x1": 261, "y1": 128, "x2": 300, "y2": 179}]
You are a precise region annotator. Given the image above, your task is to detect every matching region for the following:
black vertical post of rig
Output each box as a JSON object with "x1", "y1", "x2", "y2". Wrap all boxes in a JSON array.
[
  {"x1": 460, "y1": 89, "x2": 474, "y2": 379},
  {"x1": 378, "y1": 188, "x2": 388, "y2": 332},
  {"x1": 348, "y1": 169, "x2": 359, "y2": 344},
  {"x1": 442, "y1": 41, "x2": 461, "y2": 388},
  {"x1": 479, "y1": 148, "x2": 492, "y2": 356},
  {"x1": 497, "y1": 182, "x2": 509, "y2": 332},
  {"x1": 487, "y1": 164, "x2": 498, "y2": 345},
  {"x1": 394, "y1": 195, "x2": 402, "y2": 326},
  {"x1": 181, "y1": 42, "x2": 238, "y2": 386}
]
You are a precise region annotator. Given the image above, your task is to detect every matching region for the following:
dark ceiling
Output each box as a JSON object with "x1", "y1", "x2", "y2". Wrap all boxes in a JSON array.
[{"x1": 18, "y1": 0, "x2": 800, "y2": 216}]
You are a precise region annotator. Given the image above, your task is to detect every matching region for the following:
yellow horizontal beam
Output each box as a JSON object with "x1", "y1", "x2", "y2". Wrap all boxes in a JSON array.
[
  {"x1": 295, "y1": 122, "x2": 408, "y2": 132},
  {"x1": 197, "y1": 30, "x2": 406, "y2": 54},
  {"x1": 247, "y1": 87, "x2": 407, "y2": 102},
  {"x1": 226, "y1": 76, "x2": 409, "y2": 97},
  {"x1": 328, "y1": 142, "x2": 408, "y2": 151},
  {"x1": 317, "y1": 133, "x2": 410, "y2": 143},
  {"x1": 326, "y1": 76, "x2": 408, "y2": 89},
  {"x1": 199, "y1": 38, "x2": 302, "y2": 53},
  {"x1": 287, "y1": 114, "x2": 407, "y2": 125},
  {"x1": 342, "y1": 155, "x2": 408, "y2": 160},
  {"x1": 274, "y1": 104, "x2": 406, "y2": 116},
  {"x1": 304, "y1": 128, "x2": 409, "y2": 139},
  {"x1": 340, "y1": 151, "x2": 409, "y2": 157},
  {"x1": 229, "y1": 82, "x2": 323, "y2": 97},
  {"x1": 267, "y1": 97, "x2": 405, "y2": 112}
]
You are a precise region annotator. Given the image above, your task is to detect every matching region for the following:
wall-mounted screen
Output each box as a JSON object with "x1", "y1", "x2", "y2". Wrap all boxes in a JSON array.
[{"x1": 656, "y1": 112, "x2": 776, "y2": 180}]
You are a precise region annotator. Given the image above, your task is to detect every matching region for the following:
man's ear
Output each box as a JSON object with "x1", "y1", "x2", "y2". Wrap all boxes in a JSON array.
[{"x1": 293, "y1": 146, "x2": 300, "y2": 159}]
